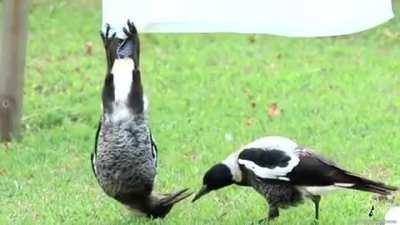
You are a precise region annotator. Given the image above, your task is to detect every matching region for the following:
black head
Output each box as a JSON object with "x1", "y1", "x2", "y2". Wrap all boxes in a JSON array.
[{"x1": 192, "y1": 163, "x2": 233, "y2": 202}]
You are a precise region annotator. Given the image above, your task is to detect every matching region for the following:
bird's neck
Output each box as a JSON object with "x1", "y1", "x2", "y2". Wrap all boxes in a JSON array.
[{"x1": 222, "y1": 152, "x2": 243, "y2": 183}]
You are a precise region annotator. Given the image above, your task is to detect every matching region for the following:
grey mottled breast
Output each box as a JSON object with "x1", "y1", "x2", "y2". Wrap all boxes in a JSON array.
[
  {"x1": 242, "y1": 167, "x2": 304, "y2": 208},
  {"x1": 95, "y1": 115, "x2": 156, "y2": 197}
]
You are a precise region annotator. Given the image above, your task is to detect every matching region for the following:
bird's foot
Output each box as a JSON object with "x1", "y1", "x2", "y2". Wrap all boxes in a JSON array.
[
  {"x1": 249, "y1": 218, "x2": 269, "y2": 225},
  {"x1": 123, "y1": 20, "x2": 138, "y2": 39},
  {"x1": 258, "y1": 218, "x2": 268, "y2": 225},
  {"x1": 101, "y1": 23, "x2": 116, "y2": 50}
]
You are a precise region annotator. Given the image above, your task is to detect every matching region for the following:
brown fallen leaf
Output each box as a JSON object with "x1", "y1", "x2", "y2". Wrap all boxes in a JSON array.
[
  {"x1": 267, "y1": 102, "x2": 281, "y2": 118},
  {"x1": 383, "y1": 29, "x2": 400, "y2": 39},
  {"x1": 244, "y1": 88, "x2": 252, "y2": 98},
  {"x1": 0, "y1": 169, "x2": 6, "y2": 176},
  {"x1": 85, "y1": 42, "x2": 93, "y2": 55},
  {"x1": 245, "y1": 116, "x2": 255, "y2": 127}
]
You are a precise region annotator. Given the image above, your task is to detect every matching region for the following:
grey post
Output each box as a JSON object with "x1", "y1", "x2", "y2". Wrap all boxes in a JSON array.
[{"x1": 0, "y1": 0, "x2": 29, "y2": 141}]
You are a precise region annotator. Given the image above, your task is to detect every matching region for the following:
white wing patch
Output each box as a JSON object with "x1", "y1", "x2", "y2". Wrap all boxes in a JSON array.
[
  {"x1": 238, "y1": 152, "x2": 300, "y2": 181},
  {"x1": 298, "y1": 186, "x2": 337, "y2": 196},
  {"x1": 334, "y1": 183, "x2": 355, "y2": 187}
]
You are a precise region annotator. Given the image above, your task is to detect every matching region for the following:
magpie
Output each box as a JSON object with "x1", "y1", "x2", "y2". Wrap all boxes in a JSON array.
[
  {"x1": 192, "y1": 136, "x2": 398, "y2": 222},
  {"x1": 91, "y1": 21, "x2": 191, "y2": 219}
]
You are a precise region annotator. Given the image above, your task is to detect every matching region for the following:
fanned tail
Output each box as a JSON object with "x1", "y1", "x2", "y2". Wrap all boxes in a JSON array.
[
  {"x1": 146, "y1": 188, "x2": 193, "y2": 218},
  {"x1": 122, "y1": 188, "x2": 192, "y2": 219}
]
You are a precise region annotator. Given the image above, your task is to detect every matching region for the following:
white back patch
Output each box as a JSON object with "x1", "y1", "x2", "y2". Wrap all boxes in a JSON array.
[
  {"x1": 237, "y1": 136, "x2": 300, "y2": 180},
  {"x1": 112, "y1": 58, "x2": 135, "y2": 103},
  {"x1": 242, "y1": 136, "x2": 299, "y2": 152}
]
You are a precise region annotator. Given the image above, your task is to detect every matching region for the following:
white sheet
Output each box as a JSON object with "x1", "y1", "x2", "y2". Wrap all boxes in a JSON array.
[{"x1": 102, "y1": 0, "x2": 394, "y2": 38}]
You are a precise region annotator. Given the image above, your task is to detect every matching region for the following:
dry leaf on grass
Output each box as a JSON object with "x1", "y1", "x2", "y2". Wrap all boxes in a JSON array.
[
  {"x1": 85, "y1": 42, "x2": 93, "y2": 55},
  {"x1": 267, "y1": 102, "x2": 281, "y2": 118}
]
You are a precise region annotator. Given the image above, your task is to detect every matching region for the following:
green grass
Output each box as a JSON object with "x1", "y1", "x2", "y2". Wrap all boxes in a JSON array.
[{"x1": 1, "y1": 1, "x2": 400, "y2": 224}]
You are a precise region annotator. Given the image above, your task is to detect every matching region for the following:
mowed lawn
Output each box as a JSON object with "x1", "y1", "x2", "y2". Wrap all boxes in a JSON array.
[{"x1": 1, "y1": 1, "x2": 399, "y2": 225}]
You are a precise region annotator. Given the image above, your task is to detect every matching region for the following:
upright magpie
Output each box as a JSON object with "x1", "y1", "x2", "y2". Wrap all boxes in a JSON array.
[
  {"x1": 193, "y1": 136, "x2": 397, "y2": 222},
  {"x1": 91, "y1": 21, "x2": 190, "y2": 219}
]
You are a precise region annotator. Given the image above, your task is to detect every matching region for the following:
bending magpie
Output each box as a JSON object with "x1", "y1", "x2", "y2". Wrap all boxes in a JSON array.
[
  {"x1": 193, "y1": 136, "x2": 397, "y2": 222},
  {"x1": 91, "y1": 21, "x2": 190, "y2": 219}
]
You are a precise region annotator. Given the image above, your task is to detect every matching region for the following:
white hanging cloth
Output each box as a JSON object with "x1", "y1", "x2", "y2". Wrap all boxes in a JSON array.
[{"x1": 102, "y1": 0, "x2": 394, "y2": 38}]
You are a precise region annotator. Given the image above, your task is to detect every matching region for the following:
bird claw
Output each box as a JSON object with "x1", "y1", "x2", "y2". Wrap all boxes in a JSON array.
[
  {"x1": 249, "y1": 218, "x2": 268, "y2": 225},
  {"x1": 123, "y1": 20, "x2": 138, "y2": 39},
  {"x1": 101, "y1": 24, "x2": 117, "y2": 50},
  {"x1": 100, "y1": 23, "x2": 118, "y2": 71}
]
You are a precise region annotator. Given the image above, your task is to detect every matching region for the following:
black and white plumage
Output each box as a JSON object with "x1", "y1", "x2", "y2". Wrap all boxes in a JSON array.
[
  {"x1": 192, "y1": 136, "x2": 398, "y2": 222},
  {"x1": 91, "y1": 21, "x2": 190, "y2": 219}
]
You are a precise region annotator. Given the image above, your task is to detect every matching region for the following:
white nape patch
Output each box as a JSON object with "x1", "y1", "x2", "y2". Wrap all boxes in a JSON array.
[
  {"x1": 242, "y1": 136, "x2": 299, "y2": 153},
  {"x1": 111, "y1": 105, "x2": 131, "y2": 122},
  {"x1": 223, "y1": 152, "x2": 243, "y2": 183},
  {"x1": 238, "y1": 153, "x2": 300, "y2": 181},
  {"x1": 112, "y1": 58, "x2": 135, "y2": 103},
  {"x1": 334, "y1": 183, "x2": 355, "y2": 188},
  {"x1": 298, "y1": 186, "x2": 337, "y2": 196}
]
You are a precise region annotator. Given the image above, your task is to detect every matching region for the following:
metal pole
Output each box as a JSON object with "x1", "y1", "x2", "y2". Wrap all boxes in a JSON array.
[{"x1": 0, "y1": 0, "x2": 29, "y2": 141}]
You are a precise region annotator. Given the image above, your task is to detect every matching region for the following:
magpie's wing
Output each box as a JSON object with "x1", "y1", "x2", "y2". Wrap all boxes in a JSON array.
[
  {"x1": 285, "y1": 150, "x2": 350, "y2": 186},
  {"x1": 287, "y1": 150, "x2": 397, "y2": 194},
  {"x1": 150, "y1": 130, "x2": 158, "y2": 168},
  {"x1": 238, "y1": 147, "x2": 300, "y2": 181},
  {"x1": 91, "y1": 120, "x2": 102, "y2": 177},
  {"x1": 242, "y1": 148, "x2": 397, "y2": 195}
]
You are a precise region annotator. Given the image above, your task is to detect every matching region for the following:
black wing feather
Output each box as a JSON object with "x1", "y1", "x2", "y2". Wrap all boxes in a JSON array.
[
  {"x1": 90, "y1": 120, "x2": 102, "y2": 177},
  {"x1": 287, "y1": 151, "x2": 398, "y2": 195}
]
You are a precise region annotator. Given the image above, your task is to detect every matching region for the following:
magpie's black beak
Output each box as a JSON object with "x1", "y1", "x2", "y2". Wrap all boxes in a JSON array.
[{"x1": 192, "y1": 185, "x2": 210, "y2": 203}]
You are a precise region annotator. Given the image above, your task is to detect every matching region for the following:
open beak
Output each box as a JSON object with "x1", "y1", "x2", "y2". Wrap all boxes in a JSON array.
[{"x1": 192, "y1": 185, "x2": 210, "y2": 203}]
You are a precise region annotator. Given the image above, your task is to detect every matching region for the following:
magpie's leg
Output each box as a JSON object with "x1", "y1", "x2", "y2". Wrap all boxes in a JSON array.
[
  {"x1": 311, "y1": 195, "x2": 321, "y2": 220},
  {"x1": 100, "y1": 24, "x2": 117, "y2": 71},
  {"x1": 257, "y1": 218, "x2": 268, "y2": 225},
  {"x1": 267, "y1": 205, "x2": 279, "y2": 221},
  {"x1": 252, "y1": 205, "x2": 279, "y2": 225}
]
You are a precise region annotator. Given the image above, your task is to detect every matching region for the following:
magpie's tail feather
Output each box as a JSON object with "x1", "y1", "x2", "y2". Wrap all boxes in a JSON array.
[
  {"x1": 146, "y1": 188, "x2": 192, "y2": 219},
  {"x1": 335, "y1": 171, "x2": 398, "y2": 195},
  {"x1": 123, "y1": 188, "x2": 192, "y2": 219},
  {"x1": 118, "y1": 20, "x2": 140, "y2": 68}
]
